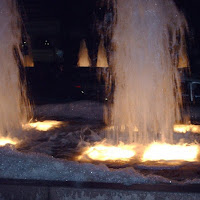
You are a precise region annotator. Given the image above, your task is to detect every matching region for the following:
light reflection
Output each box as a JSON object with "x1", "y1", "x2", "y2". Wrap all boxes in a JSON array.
[
  {"x1": 142, "y1": 143, "x2": 199, "y2": 162},
  {"x1": 78, "y1": 143, "x2": 136, "y2": 161},
  {"x1": 0, "y1": 138, "x2": 17, "y2": 146},
  {"x1": 174, "y1": 124, "x2": 200, "y2": 133},
  {"x1": 104, "y1": 124, "x2": 200, "y2": 134},
  {"x1": 78, "y1": 141, "x2": 199, "y2": 163},
  {"x1": 24, "y1": 120, "x2": 63, "y2": 131}
]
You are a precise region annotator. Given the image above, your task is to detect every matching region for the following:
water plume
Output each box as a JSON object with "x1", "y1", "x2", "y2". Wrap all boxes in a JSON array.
[
  {"x1": 77, "y1": 40, "x2": 91, "y2": 67},
  {"x1": 97, "y1": 39, "x2": 109, "y2": 67},
  {"x1": 0, "y1": 0, "x2": 31, "y2": 137},
  {"x1": 106, "y1": 0, "x2": 188, "y2": 144}
]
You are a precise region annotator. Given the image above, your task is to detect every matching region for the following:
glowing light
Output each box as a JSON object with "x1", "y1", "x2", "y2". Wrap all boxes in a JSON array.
[
  {"x1": 77, "y1": 40, "x2": 91, "y2": 67},
  {"x1": 174, "y1": 124, "x2": 200, "y2": 133},
  {"x1": 97, "y1": 39, "x2": 109, "y2": 67},
  {"x1": 142, "y1": 143, "x2": 199, "y2": 162},
  {"x1": 24, "y1": 120, "x2": 63, "y2": 131},
  {"x1": 104, "y1": 125, "x2": 138, "y2": 132},
  {"x1": 24, "y1": 55, "x2": 34, "y2": 67},
  {"x1": 78, "y1": 143, "x2": 136, "y2": 161},
  {"x1": 0, "y1": 138, "x2": 17, "y2": 146},
  {"x1": 105, "y1": 125, "x2": 200, "y2": 134}
]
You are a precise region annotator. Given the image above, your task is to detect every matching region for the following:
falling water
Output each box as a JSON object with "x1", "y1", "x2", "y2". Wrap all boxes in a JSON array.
[
  {"x1": 77, "y1": 40, "x2": 91, "y2": 67},
  {"x1": 97, "y1": 39, "x2": 109, "y2": 67},
  {"x1": 105, "y1": 0, "x2": 188, "y2": 144},
  {"x1": 0, "y1": 0, "x2": 31, "y2": 137}
]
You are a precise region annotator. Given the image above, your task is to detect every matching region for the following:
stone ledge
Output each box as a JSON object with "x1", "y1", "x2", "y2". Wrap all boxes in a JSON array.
[{"x1": 0, "y1": 179, "x2": 200, "y2": 200}]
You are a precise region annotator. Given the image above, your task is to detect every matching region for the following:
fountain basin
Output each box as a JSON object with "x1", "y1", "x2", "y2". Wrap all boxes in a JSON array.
[
  {"x1": 1, "y1": 101, "x2": 200, "y2": 199},
  {"x1": 1, "y1": 178, "x2": 200, "y2": 200}
]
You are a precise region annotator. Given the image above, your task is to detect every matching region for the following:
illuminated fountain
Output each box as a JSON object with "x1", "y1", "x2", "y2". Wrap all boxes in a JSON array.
[
  {"x1": 0, "y1": 0, "x2": 31, "y2": 145},
  {"x1": 78, "y1": 0, "x2": 200, "y2": 163},
  {"x1": 2, "y1": 2, "x2": 200, "y2": 195},
  {"x1": 108, "y1": 0, "x2": 187, "y2": 144}
]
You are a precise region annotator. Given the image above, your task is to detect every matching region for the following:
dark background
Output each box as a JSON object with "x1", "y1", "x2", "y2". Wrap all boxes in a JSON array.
[
  {"x1": 17, "y1": 0, "x2": 200, "y2": 104},
  {"x1": 175, "y1": 0, "x2": 200, "y2": 74}
]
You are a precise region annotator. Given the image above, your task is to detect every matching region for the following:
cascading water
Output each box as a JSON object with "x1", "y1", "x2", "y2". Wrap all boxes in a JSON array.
[
  {"x1": 97, "y1": 39, "x2": 109, "y2": 67},
  {"x1": 77, "y1": 40, "x2": 91, "y2": 67},
  {"x1": 105, "y1": 0, "x2": 188, "y2": 144},
  {"x1": 0, "y1": 0, "x2": 31, "y2": 137}
]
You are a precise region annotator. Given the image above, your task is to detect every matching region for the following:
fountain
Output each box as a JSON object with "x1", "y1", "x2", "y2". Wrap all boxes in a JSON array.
[
  {"x1": 0, "y1": 0, "x2": 197, "y2": 169},
  {"x1": 0, "y1": 0, "x2": 31, "y2": 140},
  {"x1": 1, "y1": 1, "x2": 200, "y2": 199},
  {"x1": 103, "y1": 0, "x2": 188, "y2": 145},
  {"x1": 77, "y1": 0, "x2": 200, "y2": 163}
]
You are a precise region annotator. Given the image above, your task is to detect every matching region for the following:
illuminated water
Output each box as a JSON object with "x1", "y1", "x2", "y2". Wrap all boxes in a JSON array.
[
  {"x1": 77, "y1": 40, "x2": 91, "y2": 67},
  {"x1": 106, "y1": 0, "x2": 188, "y2": 144},
  {"x1": 97, "y1": 39, "x2": 109, "y2": 67},
  {"x1": 0, "y1": 0, "x2": 31, "y2": 137}
]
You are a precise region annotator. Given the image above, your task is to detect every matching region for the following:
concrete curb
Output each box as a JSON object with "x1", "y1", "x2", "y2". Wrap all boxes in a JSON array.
[{"x1": 0, "y1": 179, "x2": 200, "y2": 200}]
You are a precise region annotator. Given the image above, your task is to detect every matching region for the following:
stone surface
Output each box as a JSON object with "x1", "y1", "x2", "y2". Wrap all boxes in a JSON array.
[
  {"x1": 1, "y1": 184, "x2": 200, "y2": 200},
  {"x1": 50, "y1": 187, "x2": 200, "y2": 200},
  {"x1": 0, "y1": 185, "x2": 48, "y2": 200}
]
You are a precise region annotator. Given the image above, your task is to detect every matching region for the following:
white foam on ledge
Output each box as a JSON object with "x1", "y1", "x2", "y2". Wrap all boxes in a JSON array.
[
  {"x1": 0, "y1": 145, "x2": 172, "y2": 185},
  {"x1": 0, "y1": 145, "x2": 200, "y2": 186}
]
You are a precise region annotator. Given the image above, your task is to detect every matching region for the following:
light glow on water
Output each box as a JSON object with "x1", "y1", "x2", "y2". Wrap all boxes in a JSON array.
[
  {"x1": 24, "y1": 120, "x2": 63, "y2": 131},
  {"x1": 78, "y1": 143, "x2": 136, "y2": 161},
  {"x1": 0, "y1": 137, "x2": 17, "y2": 146},
  {"x1": 142, "y1": 143, "x2": 199, "y2": 162},
  {"x1": 174, "y1": 125, "x2": 200, "y2": 134},
  {"x1": 78, "y1": 142, "x2": 199, "y2": 163}
]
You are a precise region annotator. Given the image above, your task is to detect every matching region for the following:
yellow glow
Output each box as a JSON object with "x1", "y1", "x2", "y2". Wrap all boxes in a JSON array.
[
  {"x1": 78, "y1": 143, "x2": 136, "y2": 161},
  {"x1": 97, "y1": 39, "x2": 109, "y2": 67},
  {"x1": 0, "y1": 138, "x2": 17, "y2": 146},
  {"x1": 105, "y1": 124, "x2": 200, "y2": 134},
  {"x1": 77, "y1": 40, "x2": 91, "y2": 67},
  {"x1": 24, "y1": 120, "x2": 63, "y2": 131},
  {"x1": 78, "y1": 141, "x2": 199, "y2": 163},
  {"x1": 24, "y1": 55, "x2": 34, "y2": 67},
  {"x1": 174, "y1": 124, "x2": 200, "y2": 133},
  {"x1": 104, "y1": 125, "x2": 139, "y2": 132},
  {"x1": 142, "y1": 143, "x2": 199, "y2": 162}
]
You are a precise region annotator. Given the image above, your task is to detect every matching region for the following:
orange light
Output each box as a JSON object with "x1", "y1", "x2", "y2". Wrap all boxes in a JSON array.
[
  {"x1": 24, "y1": 120, "x2": 63, "y2": 131},
  {"x1": 174, "y1": 124, "x2": 200, "y2": 133},
  {"x1": 142, "y1": 142, "x2": 199, "y2": 162},
  {"x1": 0, "y1": 137, "x2": 17, "y2": 146},
  {"x1": 77, "y1": 40, "x2": 91, "y2": 67},
  {"x1": 78, "y1": 143, "x2": 136, "y2": 162}
]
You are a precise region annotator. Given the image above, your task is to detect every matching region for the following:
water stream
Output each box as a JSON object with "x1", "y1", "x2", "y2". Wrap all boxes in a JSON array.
[
  {"x1": 0, "y1": 0, "x2": 31, "y2": 137},
  {"x1": 105, "y1": 0, "x2": 188, "y2": 144}
]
